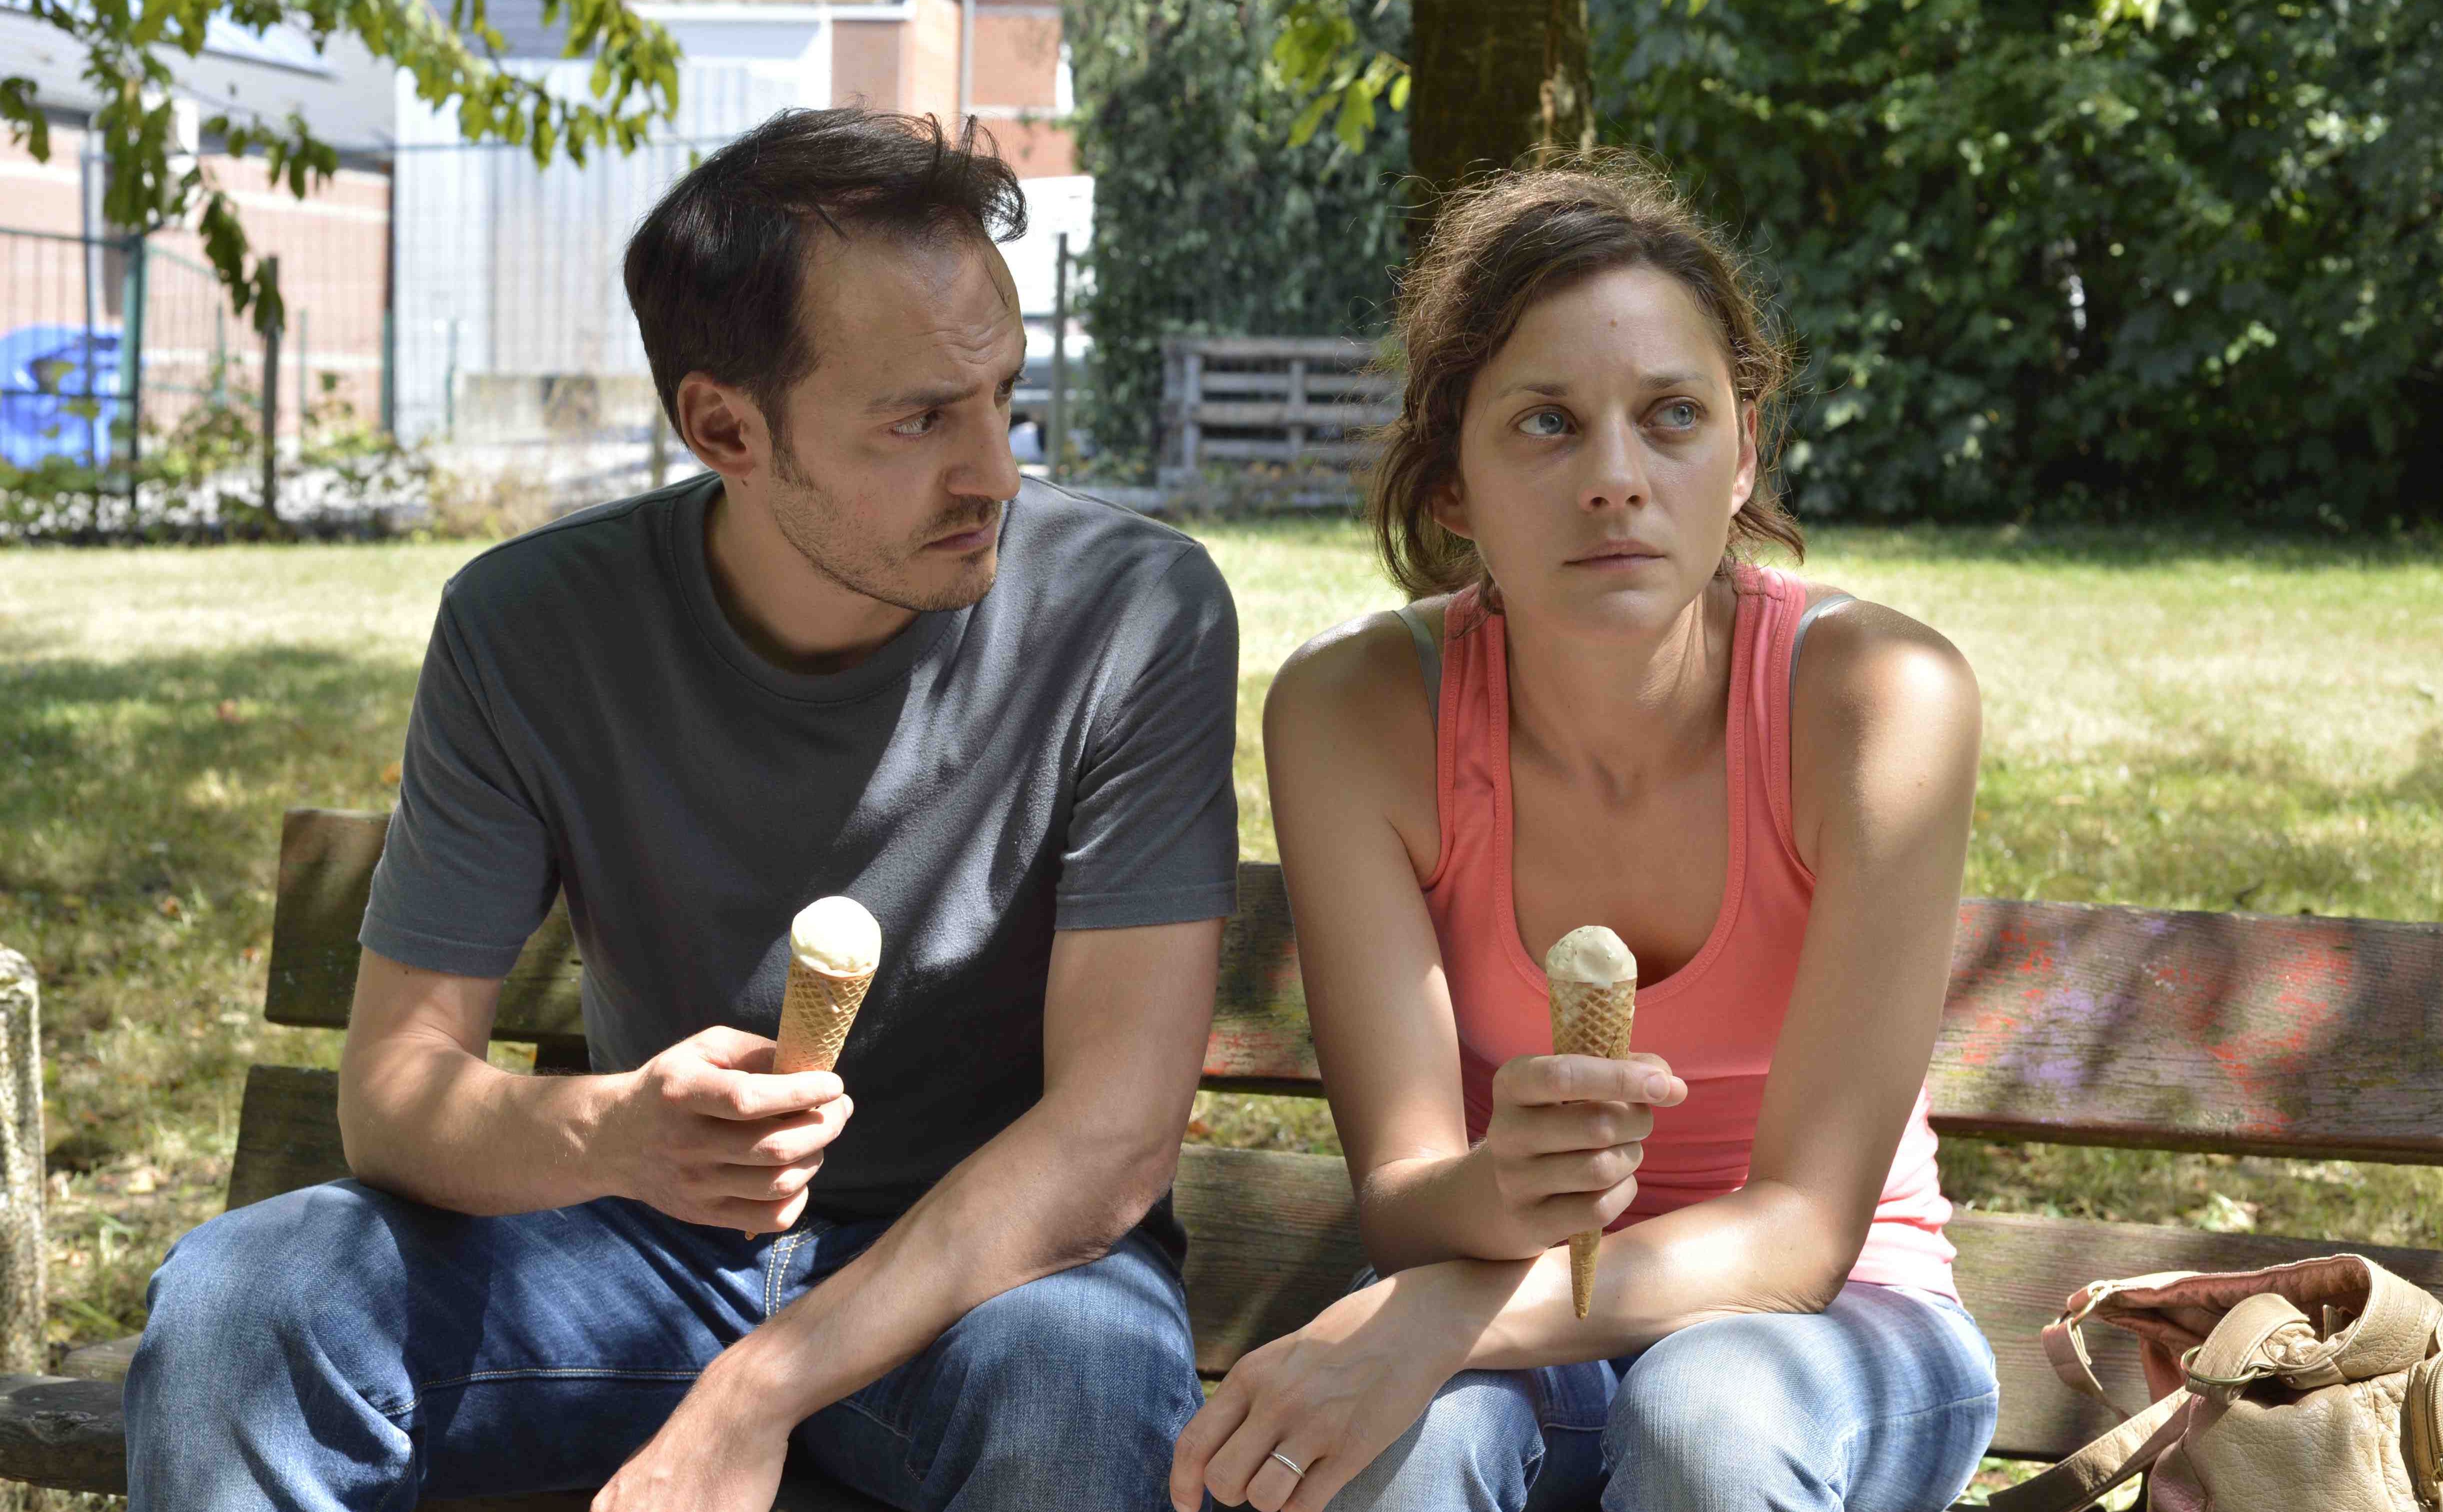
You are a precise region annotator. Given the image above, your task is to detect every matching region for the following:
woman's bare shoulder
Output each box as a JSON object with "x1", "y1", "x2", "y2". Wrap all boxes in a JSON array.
[
  {"x1": 1264, "y1": 602, "x2": 1446, "y2": 850},
  {"x1": 1787, "y1": 584, "x2": 1981, "y2": 854},
  {"x1": 1268, "y1": 596, "x2": 1453, "y2": 734}
]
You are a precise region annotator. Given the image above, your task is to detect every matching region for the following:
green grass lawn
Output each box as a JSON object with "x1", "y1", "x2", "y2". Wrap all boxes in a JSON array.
[{"x1": 1, "y1": 517, "x2": 2438, "y2": 1498}]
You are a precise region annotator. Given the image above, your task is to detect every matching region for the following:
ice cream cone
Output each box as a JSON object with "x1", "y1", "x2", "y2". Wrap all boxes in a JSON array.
[
  {"x1": 777, "y1": 957, "x2": 872, "y2": 1074},
  {"x1": 1545, "y1": 932, "x2": 1638, "y2": 1321},
  {"x1": 777, "y1": 895, "x2": 882, "y2": 1074}
]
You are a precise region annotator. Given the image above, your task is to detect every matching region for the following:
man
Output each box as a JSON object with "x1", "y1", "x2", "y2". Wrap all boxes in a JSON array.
[{"x1": 124, "y1": 108, "x2": 1238, "y2": 1511}]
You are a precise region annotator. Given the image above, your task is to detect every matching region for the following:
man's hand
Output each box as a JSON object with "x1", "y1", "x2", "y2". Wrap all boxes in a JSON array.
[
  {"x1": 596, "y1": 1026, "x2": 853, "y2": 1234},
  {"x1": 1466, "y1": 1051, "x2": 1686, "y2": 1260},
  {"x1": 593, "y1": 1357, "x2": 794, "y2": 1512}
]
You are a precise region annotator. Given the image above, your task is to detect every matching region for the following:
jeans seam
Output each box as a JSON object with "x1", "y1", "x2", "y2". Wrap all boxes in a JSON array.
[
  {"x1": 374, "y1": 1366, "x2": 702, "y2": 1419},
  {"x1": 765, "y1": 1230, "x2": 808, "y2": 1320}
]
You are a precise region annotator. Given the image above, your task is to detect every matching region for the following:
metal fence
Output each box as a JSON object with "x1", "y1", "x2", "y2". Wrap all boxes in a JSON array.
[{"x1": 4, "y1": 217, "x2": 417, "y2": 530}]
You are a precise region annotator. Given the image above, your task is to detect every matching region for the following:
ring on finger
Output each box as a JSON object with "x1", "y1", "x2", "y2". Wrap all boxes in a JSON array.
[{"x1": 1267, "y1": 1449, "x2": 1307, "y2": 1479}]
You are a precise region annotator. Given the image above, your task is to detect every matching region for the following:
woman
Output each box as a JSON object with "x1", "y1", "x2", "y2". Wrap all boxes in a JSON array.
[{"x1": 1170, "y1": 159, "x2": 1998, "y2": 1512}]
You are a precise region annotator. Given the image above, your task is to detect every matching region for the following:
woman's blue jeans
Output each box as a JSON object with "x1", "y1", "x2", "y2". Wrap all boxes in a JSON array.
[
  {"x1": 1326, "y1": 1280, "x2": 2000, "y2": 1512},
  {"x1": 122, "y1": 1178, "x2": 1204, "y2": 1510}
]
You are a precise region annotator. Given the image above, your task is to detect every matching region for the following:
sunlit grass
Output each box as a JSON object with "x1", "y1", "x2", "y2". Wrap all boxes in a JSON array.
[{"x1": 1, "y1": 517, "x2": 2438, "y2": 1495}]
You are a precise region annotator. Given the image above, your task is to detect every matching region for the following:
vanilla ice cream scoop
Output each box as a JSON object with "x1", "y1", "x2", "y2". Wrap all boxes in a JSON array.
[
  {"x1": 790, "y1": 895, "x2": 882, "y2": 977},
  {"x1": 1544, "y1": 925, "x2": 1636, "y2": 986}
]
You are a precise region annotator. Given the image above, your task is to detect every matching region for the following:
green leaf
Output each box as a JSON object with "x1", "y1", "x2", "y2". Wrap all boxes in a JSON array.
[{"x1": 1288, "y1": 88, "x2": 1337, "y2": 149}]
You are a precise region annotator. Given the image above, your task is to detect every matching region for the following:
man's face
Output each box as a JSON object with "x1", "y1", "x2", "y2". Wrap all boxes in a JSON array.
[{"x1": 762, "y1": 229, "x2": 1027, "y2": 613}]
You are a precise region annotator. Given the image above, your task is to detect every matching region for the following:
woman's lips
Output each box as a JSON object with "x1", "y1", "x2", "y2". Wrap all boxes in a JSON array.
[{"x1": 1566, "y1": 546, "x2": 1662, "y2": 569}]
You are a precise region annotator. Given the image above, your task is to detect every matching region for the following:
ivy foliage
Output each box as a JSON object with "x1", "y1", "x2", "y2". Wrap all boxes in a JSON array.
[
  {"x1": 1066, "y1": 0, "x2": 1410, "y2": 474},
  {"x1": 2, "y1": 0, "x2": 681, "y2": 333},
  {"x1": 1596, "y1": 0, "x2": 2443, "y2": 527}
]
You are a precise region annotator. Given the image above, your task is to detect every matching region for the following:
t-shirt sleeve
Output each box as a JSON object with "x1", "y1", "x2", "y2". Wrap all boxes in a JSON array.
[
  {"x1": 358, "y1": 595, "x2": 559, "y2": 977},
  {"x1": 1054, "y1": 544, "x2": 1240, "y2": 931}
]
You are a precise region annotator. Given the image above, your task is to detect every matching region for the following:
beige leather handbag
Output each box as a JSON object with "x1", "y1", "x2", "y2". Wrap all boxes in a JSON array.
[{"x1": 1989, "y1": 1253, "x2": 2443, "y2": 1512}]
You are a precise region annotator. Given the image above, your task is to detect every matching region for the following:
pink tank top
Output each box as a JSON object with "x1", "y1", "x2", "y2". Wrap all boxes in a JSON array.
[{"x1": 1418, "y1": 564, "x2": 1959, "y2": 1299}]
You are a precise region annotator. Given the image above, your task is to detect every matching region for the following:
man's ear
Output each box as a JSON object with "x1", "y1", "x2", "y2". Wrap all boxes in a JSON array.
[{"x1": 676, "y1": 372, "x2": 764, "y2": 481}]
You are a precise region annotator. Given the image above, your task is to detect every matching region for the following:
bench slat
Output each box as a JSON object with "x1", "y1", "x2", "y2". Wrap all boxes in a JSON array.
[
  {"x1": 268, "y1": 808, "x2": 2443, "y2": 1163},
  {"x1": 222, "y1": 1065, "x2": 2443, "y2": 1465}
]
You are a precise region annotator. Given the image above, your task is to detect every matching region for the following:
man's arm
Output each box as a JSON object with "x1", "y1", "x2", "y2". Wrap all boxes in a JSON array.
[
  {"x1": 666, "y1": 915, "x2": 1221, "y2": 1433},
  {"x1": 339, "y1": 948, "x2": 850, "y2": 1229}
]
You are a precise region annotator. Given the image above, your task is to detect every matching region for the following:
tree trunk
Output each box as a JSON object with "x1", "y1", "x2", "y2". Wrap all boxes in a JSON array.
[{"x1": 1408, "y1": 0, "x2": 1595, "y2": 232}]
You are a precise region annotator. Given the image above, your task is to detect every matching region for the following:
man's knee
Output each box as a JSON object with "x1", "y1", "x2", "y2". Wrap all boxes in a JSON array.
[
  {"x1": 1325, "y1": 1371, "x2": 1541, "y2": 1512},
  {"x1": 945, "y1": 1232, "x2": 1198, "y2": 1418},
  {"x1": 132, "y1": 1181, "x2": 410, "y2": 1400}
]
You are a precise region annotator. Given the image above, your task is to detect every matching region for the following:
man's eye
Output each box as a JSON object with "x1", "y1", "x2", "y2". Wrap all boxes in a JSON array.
[
  {"x1": 891, "y1": 413, "x2": 938, "y2": 438},
  {"x1": 1518, "y1": 410, "x2": 1570, "y2": 437}
]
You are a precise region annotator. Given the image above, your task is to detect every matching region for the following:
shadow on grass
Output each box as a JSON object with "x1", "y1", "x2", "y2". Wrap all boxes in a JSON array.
[{"x1": 0, "y1": 643, "x2": 419, "y2": 1343}]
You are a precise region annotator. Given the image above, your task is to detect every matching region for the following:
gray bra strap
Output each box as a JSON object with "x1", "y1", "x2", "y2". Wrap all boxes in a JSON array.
[
  {"x1": 1393, "y1": 602, "x2": 1444, "y2": 732},
  {"x1": 1788, "y1": 592, "x2": 1858, "y2": 718}
]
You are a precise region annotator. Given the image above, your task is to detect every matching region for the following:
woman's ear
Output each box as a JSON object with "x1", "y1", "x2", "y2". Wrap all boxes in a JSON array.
[
  {"x1": 1428, "y1": 478, "x2": 1474, "y2": 542},
  {"x1": 1730, "y1": 401, "x2": 1760, "y2": 516}
]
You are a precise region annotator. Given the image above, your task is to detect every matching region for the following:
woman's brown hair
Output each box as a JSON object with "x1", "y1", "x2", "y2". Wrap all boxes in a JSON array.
[{"x1": 1367, "y1": 151, "x2": 1802, "y2": 600}]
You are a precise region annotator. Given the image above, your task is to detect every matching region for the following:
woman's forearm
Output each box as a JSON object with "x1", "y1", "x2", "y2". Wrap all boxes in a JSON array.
[
  {"x1": 1414, "y1": 1181, "x2": 1860, "y2": 1371},
  {"x1": 1355, "y1": 1147, "x2": 1553, "y2": 1272}
]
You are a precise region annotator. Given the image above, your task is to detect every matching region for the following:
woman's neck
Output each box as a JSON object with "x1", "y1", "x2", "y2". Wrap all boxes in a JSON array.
[{"x1": 1501, "y1": 574, "x2": 1738, "y2": 791}]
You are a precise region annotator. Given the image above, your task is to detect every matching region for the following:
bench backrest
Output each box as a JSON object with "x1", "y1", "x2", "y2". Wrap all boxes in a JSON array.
[
  {"x1": 270, "y1": 808, "x2": 2443, "y2": 1158},
  {"x1": 249, "y1": 807, "x2": 2443, "y2": 1462}
]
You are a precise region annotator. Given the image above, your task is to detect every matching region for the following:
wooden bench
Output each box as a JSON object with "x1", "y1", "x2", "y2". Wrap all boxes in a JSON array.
[{"x1": 4, "y1": 806, "x2": 2442, "y2": 1507}]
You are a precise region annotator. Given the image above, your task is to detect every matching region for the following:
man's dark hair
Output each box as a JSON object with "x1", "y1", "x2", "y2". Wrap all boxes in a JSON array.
[{"x1": 623, "y1": 108, "x2": 1028, "y2": 447}]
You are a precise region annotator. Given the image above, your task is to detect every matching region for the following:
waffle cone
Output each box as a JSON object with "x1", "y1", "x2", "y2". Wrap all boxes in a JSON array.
[
  {"x1": 1547, "y1": 976, "x2": 1637, "y2": 1319},
  {"x1": 777, "y1": 958, "x2": 872, "y2": 1074}
]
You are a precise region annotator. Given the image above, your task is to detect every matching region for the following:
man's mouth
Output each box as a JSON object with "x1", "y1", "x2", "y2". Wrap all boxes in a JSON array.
[{"x1": 925, "y1": 506, "x2": 1001, "y2": 553}]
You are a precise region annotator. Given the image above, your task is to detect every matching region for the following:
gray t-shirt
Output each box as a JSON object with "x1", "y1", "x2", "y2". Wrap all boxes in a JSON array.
[{"x1": 361, "y1": 474, "x2": 1238, "y2": 1225}]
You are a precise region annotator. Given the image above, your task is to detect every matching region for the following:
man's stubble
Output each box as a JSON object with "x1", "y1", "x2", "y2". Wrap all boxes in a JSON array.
[{"x1": 767, "y1": 439, "x2": 1002, "y2": 615}]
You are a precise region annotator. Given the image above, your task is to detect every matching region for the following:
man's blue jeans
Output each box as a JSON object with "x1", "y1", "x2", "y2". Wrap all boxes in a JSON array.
[
  {"x1": 122, "y1": 1178, "x2": 1204, "y2": 1510},
  {"x1": 1327, "y1": 1280, "x2": 2000, "y2": 1512}
]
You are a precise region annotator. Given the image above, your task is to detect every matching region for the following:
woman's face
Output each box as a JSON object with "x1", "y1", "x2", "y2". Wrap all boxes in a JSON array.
[{"x1": 1436, "y1": 263, "x2": 1758, "y2": 638}]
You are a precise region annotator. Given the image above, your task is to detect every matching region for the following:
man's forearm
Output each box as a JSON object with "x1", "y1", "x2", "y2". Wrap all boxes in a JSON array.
[
  {"x1": 338, "y1": 1034, "x2": 622, "y2": 1216},
  {"x1": 706, "y1": 1091, "x2": 1174, "y2": 1424}
]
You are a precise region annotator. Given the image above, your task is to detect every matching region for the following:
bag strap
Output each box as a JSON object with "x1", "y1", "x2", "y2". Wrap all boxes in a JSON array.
[
  {"x1": 2041, "y1": 1271, "x2": 2203, "y2": 1416},
  {"x1": 2000, "y1": 1288, "x2": 2333, "y2": 1512},
  {"x1": 1986, "y1": 1391, "x2": 2194, "y2": 1512}
]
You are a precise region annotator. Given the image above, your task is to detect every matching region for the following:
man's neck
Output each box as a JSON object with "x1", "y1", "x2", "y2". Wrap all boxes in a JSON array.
[{"x1": 703, "y1": 479, "x2": 917, "y2": 675}]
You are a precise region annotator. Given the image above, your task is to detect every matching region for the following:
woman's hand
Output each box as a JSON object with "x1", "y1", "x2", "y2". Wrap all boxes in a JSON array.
[
  {"x1": 1170, "y1": 1270, "x2": 1474, "y2": 1512},
  {"x1": 1469, "y1": 1052, "x2": 1686, "y2": 1259}
]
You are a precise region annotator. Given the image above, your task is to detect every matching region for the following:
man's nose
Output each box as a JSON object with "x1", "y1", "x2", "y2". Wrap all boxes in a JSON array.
[{"x1": 962, "y1": 415, "x2": 1025, "y2": 502}]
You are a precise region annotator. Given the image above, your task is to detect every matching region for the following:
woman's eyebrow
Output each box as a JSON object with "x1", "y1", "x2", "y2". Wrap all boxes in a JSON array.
[{"x1": 1492, "y1": 370, "x2": 1712, "y2": 402}]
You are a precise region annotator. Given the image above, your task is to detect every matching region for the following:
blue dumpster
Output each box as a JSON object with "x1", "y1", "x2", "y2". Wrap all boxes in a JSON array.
[{"x1": 0, "y1": 324, "x2": 125, "y2": 470}]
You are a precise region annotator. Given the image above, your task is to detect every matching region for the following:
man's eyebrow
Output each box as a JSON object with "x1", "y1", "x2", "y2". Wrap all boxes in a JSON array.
[{"x1": 864, "y1": 362, "x2": 1029, "y2": 415}]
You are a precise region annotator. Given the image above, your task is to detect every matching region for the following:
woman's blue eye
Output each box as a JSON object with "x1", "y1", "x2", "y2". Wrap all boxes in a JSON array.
[
  {"x1": 1656, "y1": 401, "x2": 1699, "y2": 429},
  {"x1": 1520, "y1": 410, "x2": 1569, "y2": 437}
]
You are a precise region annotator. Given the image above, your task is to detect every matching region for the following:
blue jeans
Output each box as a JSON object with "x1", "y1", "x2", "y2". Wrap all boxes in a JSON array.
[
  {"x1": 1326, "y1": 1281, "x2": 1998, "y2": 1512},
  {"x1": 123, "y1": 1178, "x2": 1203, "y2": 1510}
]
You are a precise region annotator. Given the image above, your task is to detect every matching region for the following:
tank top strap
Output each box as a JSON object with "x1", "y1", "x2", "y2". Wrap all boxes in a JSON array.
[{"x1": 1738, "y1": 564, "x2": 1818, "y2": 881}]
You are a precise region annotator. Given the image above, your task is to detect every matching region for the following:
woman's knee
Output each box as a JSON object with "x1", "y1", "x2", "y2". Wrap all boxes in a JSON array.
[
  {"x1": 1324, "y1": 1371, "x2": 1542, "y2": 1512},
  {"x1": 1601, "y1": 1319, "x2": 1840, "y2": 1511}
]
